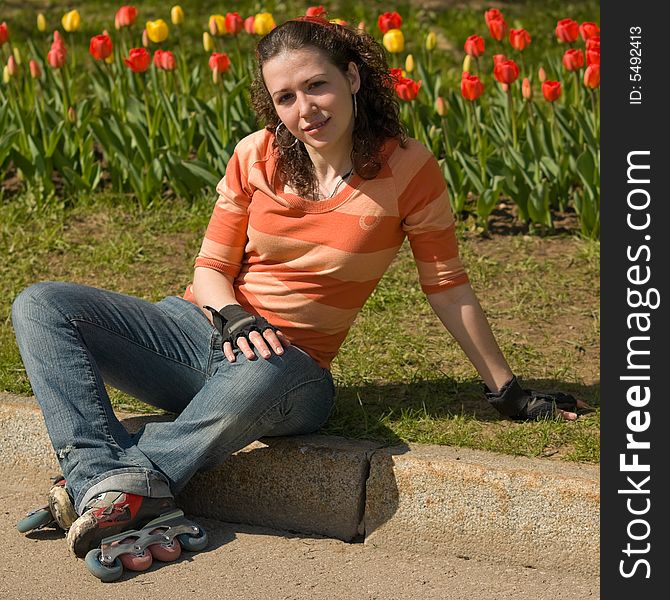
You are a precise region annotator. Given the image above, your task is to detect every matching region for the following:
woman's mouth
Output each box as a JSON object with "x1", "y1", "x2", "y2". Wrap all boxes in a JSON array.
[{"x1": 303, "y1": 117, "x2": 330, "y2": 135}]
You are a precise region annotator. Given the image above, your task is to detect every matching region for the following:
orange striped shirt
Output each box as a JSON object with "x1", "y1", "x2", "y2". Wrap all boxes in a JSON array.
[{"x1": 184, "y1": 129, "x2": 468, "y2": 368}]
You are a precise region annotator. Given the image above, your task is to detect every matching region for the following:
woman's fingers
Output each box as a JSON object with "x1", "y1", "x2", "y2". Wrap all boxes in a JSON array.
[{"x1": 224, "y1": 329, "x2": 290, "y2": 363}]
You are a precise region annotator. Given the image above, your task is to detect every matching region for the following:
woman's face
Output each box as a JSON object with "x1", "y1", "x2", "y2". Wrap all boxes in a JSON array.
[{"x1": 262, "y1": 46, "x2": 360, "y2": 156}]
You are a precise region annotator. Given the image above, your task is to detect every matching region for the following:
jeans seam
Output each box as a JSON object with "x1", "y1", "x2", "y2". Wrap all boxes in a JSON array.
[{"x1": 69, "y1": 316, "x2": 208, "y2": 376}]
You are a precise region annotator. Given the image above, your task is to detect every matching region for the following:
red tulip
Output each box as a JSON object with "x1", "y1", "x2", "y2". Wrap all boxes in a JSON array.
[
  {"x1": 509, "y1": 28, "x2": 531, "y2": 51},
  {"x1": 390, "y1": 69, "x2": 421, "y2": 101},
  {"x1": 209, "y1": 52, "x2": 231, "y2": 74},
  {"x1": 225, "y1": 12, "x2": 244, "y2": 35},
  {"x1": 579, "y1": 22, "x2": 600, "y2": 41},
  {"x1": 542, "y1": 80, "x2": 561, "y2": 102},
  {"x1": 306, "y1": 6, "x2": 327, "y2": 17},
  {"x1": 586, "y1": 36, "x2": 600, "y2": 66},
  {"x1": 562, "y1": 48, "x2": 584, "y2": 71},
  {"x1": 115, "y1": 6, "x2": 138, "y2": 29},
  {"x1": 124, "y1": 47, "x2": 150, "y2": 72},
  {"x1": 377, "y1": 11, "x2": 402, "y2": 34},
  {"x1": 244, "y1": 16, "x2": 255, "y2": 35},
  {"x1": 464, "y1": 35, "x2": 485, "y2": 57},
  {"x1": 484, "y1": 9, "x2": 504, "y2": 26},
  {"x1": 493, "y1": 58, "x2": 519, "y2": 84},
  {"x1": 29, "y1": 59, "x2": 42, "y2": 79},
  {"x1": 0, "y1": 22, "x2": 8, "y2": 46},
  {"x1": 487, "y1": 16, "x2": 507, "y2": 42},
  {"x1": 89, "y1": 34, "x2": 113, "y2": 61},
  {"x1": 584, "y1": 64, "x2": 600, "y2": 89},
  {"x1": 493, "y1": 54, "x2": 507, "y2": 65},
  {"x1": 555, "y1": 18, "x2": 579, "y2": 43},
  {"x1": 153, "y1": 49, "x2": 176, "y2": 70},
  {"x1": 461, "y1": 72, "x2": 484, "y2": 101}
]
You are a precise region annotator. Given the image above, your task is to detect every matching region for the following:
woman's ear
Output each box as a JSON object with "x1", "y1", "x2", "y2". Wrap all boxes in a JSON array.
[{"x1": 347, "y1": 61, "x2": 361, "y2": 94}]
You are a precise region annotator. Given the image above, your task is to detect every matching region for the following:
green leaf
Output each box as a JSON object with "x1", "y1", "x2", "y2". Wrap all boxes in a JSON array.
[
  {"x1": 576, "y1": 150, "x2": 596, "y2": 187},
  {"x1": 528, "y1": 184, "x2": 552, "y2": 227},
  {"x1": 179, "y1": 159, "x2": 220, "y2": 189},
  {"x1": 453, "y1": 150, "x2": 484, "y2": 194}
]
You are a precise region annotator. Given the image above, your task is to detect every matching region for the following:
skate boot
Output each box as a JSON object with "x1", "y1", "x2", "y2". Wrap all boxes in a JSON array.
[
  {"x1": 67, "y1": 491, "x2": 208, "y2": 582},
  {"x1": 17, "y1": 476, "x2": 78, "y2": 534}
]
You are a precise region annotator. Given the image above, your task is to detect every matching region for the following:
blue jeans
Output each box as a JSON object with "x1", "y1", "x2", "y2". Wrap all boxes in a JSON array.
[{"x1": 11, "y1": 281, "x2": 335, "y2": 514}]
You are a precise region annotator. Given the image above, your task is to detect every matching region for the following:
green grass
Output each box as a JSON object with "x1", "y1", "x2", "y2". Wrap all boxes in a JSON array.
[{"x1": 0, "y1": 194, "x2": 600, "y2": 463}]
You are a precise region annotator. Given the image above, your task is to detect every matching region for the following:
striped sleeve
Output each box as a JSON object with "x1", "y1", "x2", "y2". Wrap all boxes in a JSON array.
[
  {"x1": 399, "y1": 150, "x2": 469, "y2": 294},
  {"x1": 194, "y1": 150, "x2": 252, "y2": 278}
]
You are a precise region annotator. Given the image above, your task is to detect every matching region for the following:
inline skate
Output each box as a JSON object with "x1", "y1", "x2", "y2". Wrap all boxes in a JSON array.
[{"x1": 16, "y1": 475, "x2": 78, "y2": 534}]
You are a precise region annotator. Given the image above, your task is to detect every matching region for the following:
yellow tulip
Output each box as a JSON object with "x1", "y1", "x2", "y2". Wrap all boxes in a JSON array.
[
  {"x1": 2, "y1": 66, "x2": 10, "y2": 84},
  {"x1": 105, "y1": 53, "x2": 114, "y2": 64},
  {"x1": 383, "y1": 29, "x2": 404, "y2": 54},
  {"x1": 146, "y1": 19, "x2": 169, "y2": 43},
  {"x1": 12, "y1": 46, "x2": 21, "y2": 65},
  {"x1": 404, "y1": 54, "x2": 414, "y2": 73},
  {"x1": 171, "y1": 6, "x2": 184, "y2": 26},
  {"x1": 37, "y1": 13, "x2": 47, "y2": 33},
  {"x1": 202, "y1": 31, "x2": 214, "y2": 52},
  {"x1": 61, "y1": 9, "x2": 81, "y2": 32},
  {"x1": 425, "y1": 31, "x2": 437, "y2": 52},
  {"x1": 209, "y1": 15, "x2": 225, "y2": 36},
  {"x1": 462, "y1": 54, "x2": 472, "y2": 73},
  {"x1": 253, "y1": 12, "x2": 276, "y2": 36}
]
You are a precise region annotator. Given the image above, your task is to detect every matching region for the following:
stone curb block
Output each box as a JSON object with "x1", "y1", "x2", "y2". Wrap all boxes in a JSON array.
[
  {"x1": 364, "y1": 444, "x2": 600, "y2": 575},
  {"x1": 0, "y1": 395, "x2": 379, "y2": 542},
  {"x1": 1, "y1": 394, "x2": 599, "y2": 574}
]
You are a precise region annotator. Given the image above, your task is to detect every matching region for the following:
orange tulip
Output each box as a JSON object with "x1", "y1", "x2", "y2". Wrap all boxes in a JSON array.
[
  {"x1": 542, "y1": 80, "x2": 561, "y2": 102},
  {"x1": 47, "y1": 32, "x2": 67, "y2": 68},
  {"x1": 509, "y1": 29, "x2": 531, "y2": 51},
  {"x1": 464, "y1": 35, "x2": 485, "y2": 57},
  {"x1": 244, "y1": 16, "x2": 255, "y2": 34},
  {"x1": 555, "y1": 18, "x2": 579, "y2": 43},
  {"x1": 7, "y1": 55, "x2": 18, "y2": 76},
  {"x1": 461, "y1": 72, "x2": 484, "y2": 101},
  {"x1": 584, "y1": 64, "x2": 600, "y2": 89},
  {"x1": 522, "y1": 77, "x2": 532, "y2": 100}
]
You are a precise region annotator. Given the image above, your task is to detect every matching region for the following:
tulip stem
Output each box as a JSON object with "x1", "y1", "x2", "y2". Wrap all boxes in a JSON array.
[
  {"x1": 468, "y1": 101, "x2": 486, "y2": 183},
  {"x1": 507, "y1": 90, "x2": 517, "y2": 150},
  {"x1": 60, "y1": 66, "x2": 73, "y2": 119}
]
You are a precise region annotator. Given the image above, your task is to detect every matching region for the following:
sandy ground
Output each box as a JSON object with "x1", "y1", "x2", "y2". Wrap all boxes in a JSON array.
[{"x1": 2, "y1": 467, "x2": 599, "y2": 600}]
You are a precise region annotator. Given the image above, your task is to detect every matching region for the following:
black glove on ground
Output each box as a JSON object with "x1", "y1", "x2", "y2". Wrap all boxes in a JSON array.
[
  {"x1": 485, "y1": 375, "x2": 579, "y2": 421},
  {"x1": 205, "y1": 304, "x2": 276, "y2": 347}
]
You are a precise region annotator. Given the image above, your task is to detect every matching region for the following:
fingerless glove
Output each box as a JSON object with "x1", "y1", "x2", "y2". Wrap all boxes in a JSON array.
[
  {"x1": 204, "y1": 304, "x2": 276, "y2": 347},
  {"x1": 485, "y1": 376, "x2": 579, "y2": 420}
]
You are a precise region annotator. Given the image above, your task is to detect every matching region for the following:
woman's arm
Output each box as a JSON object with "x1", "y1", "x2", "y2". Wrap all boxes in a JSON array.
[
  {"x1": 192, "y1": 266, "x2": 289, "y2": 362},
  {"x1": 426, "y1": 282, "x2": 512, "y2": 393},
  {"x1": 426, "y1": 282, "x2": 585, "y2": 420}
]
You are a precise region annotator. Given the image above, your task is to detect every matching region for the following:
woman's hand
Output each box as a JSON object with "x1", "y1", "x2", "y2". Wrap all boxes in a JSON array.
[
  {"x1": 223, "y1": 328, "x2": 291, "y2": 363},
  {"x1": 205, "y1": 304, "x2": 291, "y2": 363},
  {"x1": 486, "y1": 376, "x2": 596, "y2": 421}
]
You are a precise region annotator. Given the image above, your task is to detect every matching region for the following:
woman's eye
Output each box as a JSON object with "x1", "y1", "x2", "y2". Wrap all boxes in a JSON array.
[
  {"x1": 277, "y1": 94, "x2": 293, "y2": 104},
  {"x1": 309, "y1": 81, "x2": 324, "y2": 89}
]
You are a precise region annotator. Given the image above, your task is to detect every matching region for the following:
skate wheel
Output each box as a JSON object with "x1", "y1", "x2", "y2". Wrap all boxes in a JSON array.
[
  {"x1": 148, "y1": 529, "x2": 182, "y2": 562},
  {"x1": 177, "y1": 527, "x2": 208, "y2": 552},
  {"x1": 84, "y1": 548, "x2": 124, "y2": 583},
  {"x1": 118, "y1": 537, "x2": 153, "y2": 571},
  {"x1": 17, "y1": 508, "x2": 53, "y2": 533}
]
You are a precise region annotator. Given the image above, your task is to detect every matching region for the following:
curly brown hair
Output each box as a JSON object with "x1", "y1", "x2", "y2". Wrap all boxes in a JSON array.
[{"x1": 250, "y1": 18, "x2": 407, "y2": 200}]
